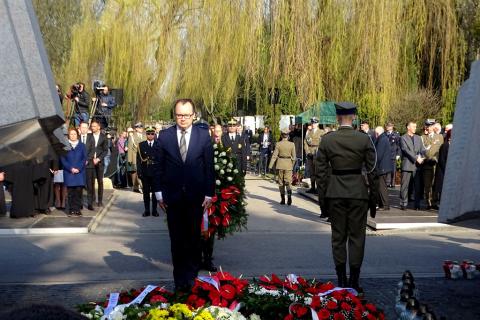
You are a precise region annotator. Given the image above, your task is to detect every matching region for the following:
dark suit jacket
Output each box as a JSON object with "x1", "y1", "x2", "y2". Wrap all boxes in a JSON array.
[
  {"x1": 375, "y1": 133, "x2": 393, "y2": 175},
  {"x1": 153, "y1": 125, "x2": 215, "y2": 205},
  {"x1": 258, "y1": 132, "x2": 273, "y2": 152},
  {"x1": 400, "y1": 134, "x2": 426, "y2": 171},
  {"x1": 85, "y1": 133, "x2": 109, "y2": 168},
  {"x1": 137, "y1": 140, "x2": 159, "y2": 178},
  {"x1": 221, "y1": 133, "x2": 248, "y2": 171}
]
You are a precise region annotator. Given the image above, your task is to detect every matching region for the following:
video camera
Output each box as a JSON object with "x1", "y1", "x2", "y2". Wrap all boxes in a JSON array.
[
  {"x1": 92, "y1": 79, "x2": 106, "y2": 96},
  {"x1": 66, "y1": 83, "x2": 81, "y2": 99}
]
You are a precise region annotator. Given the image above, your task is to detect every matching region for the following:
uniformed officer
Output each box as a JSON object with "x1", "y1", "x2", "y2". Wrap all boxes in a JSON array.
[
  {"x1": 137, "y1": 126, "x2": 158, "y2": 217},
  {"x1": 385, "y1": 122, "x2": 401, "y2": 188},
  {"x1": 269, "y1": 129, "x2": 296, "y2": 205},
  {"x1": 304, "y1": 117, "x2": 324, "y2": 193},
  {"x1": 315, "y1": 102, "x2": 376, "y2": 292},
  {"x1": 421, "y1": 119, "x2": 444, "y2": 210},
  {"x1": 222, "y1": 119, "x2": 248, "y2": 175}
]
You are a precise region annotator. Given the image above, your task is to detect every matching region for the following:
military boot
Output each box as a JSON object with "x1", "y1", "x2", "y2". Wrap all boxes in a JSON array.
[
  {"x1": 349, "y1": 266, "x2": 364, "y2": 296},
  {"x1": 335, "y1": 264, "x2": 348, "y2": 288},
  {"x1": 287, "y1": 190, "x2": 292, "y2": 206}
]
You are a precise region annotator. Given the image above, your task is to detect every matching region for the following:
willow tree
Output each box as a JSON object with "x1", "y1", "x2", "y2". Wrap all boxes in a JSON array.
[{"x1": 60, "y1": 0, "x2": 187, "y2": 127}]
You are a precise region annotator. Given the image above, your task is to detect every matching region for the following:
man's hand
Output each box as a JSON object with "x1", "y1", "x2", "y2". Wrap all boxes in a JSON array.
[
  {"x1": 202, "y1": 197, "x2": 212, "y2": 209},
  {"x1": 0, "y1": 172, "x2": 4, "y2": 182},
  {"x1": 101, "y1": 102, "x2": 108, "y2": 107},
  {"x1": 158, "y1": 200, "x2": 167, "y2": 212},
  {"x1": 74, "y1": 97, "x2": 80, "y2": 102},
  {"x1": 93, "y1": 158, "x2": 100, "y2": 165},
  {"x1": 92, "y1": 97, "x2": 97, "y2": 102},
  {"x1": 416, "y1": 156, "x2": 424, "y2": 165}
]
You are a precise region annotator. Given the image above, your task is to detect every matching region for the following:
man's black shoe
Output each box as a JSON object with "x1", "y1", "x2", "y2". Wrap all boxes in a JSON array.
[
  {"x1": 87, "y1": 205, "x2": 94, "y2": 211},
  {"x1": 414, "y1": 206, "x2": 421, "y2": 211},
  {"x1": 142, "y1": 211, "x2": 151, "y2": 217},
  {"x1": 400, "y1": 206, "x2": 407, "y2": 211},
  {"x1": 306, "y1": 188, "x2": 316, "y2": 194},
  {"x1": 431, "y1": 205, "x2": 439, "y2": 210},
  {"x1": 202, "y1": 261, "x2": 218, "y2": 272},
  {"x1": 152, "y1": 212, "x2": 159, "y2": 217}
]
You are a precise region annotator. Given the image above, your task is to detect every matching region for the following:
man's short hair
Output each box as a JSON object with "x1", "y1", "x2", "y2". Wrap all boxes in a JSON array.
[
  {"x1": 90, "y1": 120, "x2": 100, "y2": 126},
  {"x1": 406, "y1": 121, "x2": 416, "y2": 128},
  {"x1": 174, "y1": 98, "x2": 196, "y2": 114}
]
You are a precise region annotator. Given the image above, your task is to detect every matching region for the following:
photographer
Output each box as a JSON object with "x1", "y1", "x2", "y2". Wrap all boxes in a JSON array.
[
  {"x1": 93, "y1": 85, "x2": 116, "y2": 130},
  {"x1": 67, "y1": 82, "x2": 90, "y2": 127}
]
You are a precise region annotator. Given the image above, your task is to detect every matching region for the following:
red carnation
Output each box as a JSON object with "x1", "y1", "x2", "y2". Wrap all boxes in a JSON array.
[
  {"x1": 326, "y1": 300, "x2": 338, "y2": 310},
  {"x1": 284, "y1": 315, "x2": 294, "y2": 320},
  {"x1": 317, "y1": 308, "x2": 331, "y2": 320},
  {"x1": 333, "y1": 313, "x2": 345, "y2": 320},
  {"x1": 367, "y1": 313, "x2": 376, "y2": 320},
  {"x1": 365, "y1": 303, "x2": 377, "y2": 313},
  {"x1": 149, "y1": 295, "x2": 167, "y2": 303},
  {"x1": 310, "y1": 295, "x2": 321, "y2": 309},
  {"x1": 340, "y1": 302, "x2": 352, "y2": 312}
]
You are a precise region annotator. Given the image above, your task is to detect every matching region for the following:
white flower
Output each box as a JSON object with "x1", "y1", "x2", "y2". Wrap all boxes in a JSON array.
[
  {"x1": 227, "y1": 177, "x2": 233, "y2": 181},
  {"x1": 216, "y1": 180, "x2": 221, "y2": 185},
  {"x1": 222, "y1": 159, "x2": 227, "y2": 164},
  {"x1": 220, "y1": 152, "x2": 226, "y2": 157},
  {"x1": 213, "y1": 144, "x2": 218, "y2": 149},
  {"x1": 215, "y1": 165, "x2": 220, "y2": 171},
  {"x1": 249, "y1": 315, "x2": 262, "y2": 320},
  {"x1": 214, "y1": 151, "x2": 219, "y2": 155},
  {"x1": 233, "y1": 169, "x2": 239, "y2": 174},
  {"x1": 220, "y1": 169, "x2": 225, "y2": 175},
  {"x1": 228, "y1": 163, "x2": 233, "y2": 168},
  {"x1": 214, "y1": 157, "x2": 218, "y2": 163},
  {"x1": 226, "y1": 168, "x2": 232, "y2": 173}
]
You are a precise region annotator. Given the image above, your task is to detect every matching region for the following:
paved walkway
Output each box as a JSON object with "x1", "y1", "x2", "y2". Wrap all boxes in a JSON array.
[{"x1": 0, "y1": 176, "x2": 479, "y2": 319}]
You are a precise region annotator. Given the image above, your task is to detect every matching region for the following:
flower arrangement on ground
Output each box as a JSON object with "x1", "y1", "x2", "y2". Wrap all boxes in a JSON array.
[
  {"x1": 78, "y1": 272, "x2": 384, "y2": 320},
  {"x1": 208, "y1": 143, "x2": 247, "y2": 239}
]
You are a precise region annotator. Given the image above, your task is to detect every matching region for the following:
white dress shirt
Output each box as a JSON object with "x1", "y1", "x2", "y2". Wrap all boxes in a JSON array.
[{"x1": 93, "y1": 132, "x2": 100, "y2": 158}]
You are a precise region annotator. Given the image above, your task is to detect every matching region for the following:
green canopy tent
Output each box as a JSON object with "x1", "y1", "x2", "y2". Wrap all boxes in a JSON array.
[{"x1": 295, "y1": 101, "x2": 338, "y2": 125}]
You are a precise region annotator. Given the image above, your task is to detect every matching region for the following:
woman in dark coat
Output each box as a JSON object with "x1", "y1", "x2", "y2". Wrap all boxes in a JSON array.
[
  {"x1": 435, "y1": 129, "x2": 451, "y2": 201},
  {"x1": 60, "y1": 128, "x2": 87, "y2": 216}
]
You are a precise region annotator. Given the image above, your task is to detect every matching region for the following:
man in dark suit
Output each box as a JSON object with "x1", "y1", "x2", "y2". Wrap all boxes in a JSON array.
[
  {"x1": 244, "y1": 126, "x2": 253, "y2": 145},
  {"x1": 400, "y1": 121, "x2": 426, "y2": 210},
  {"x1": 137, "y1": 126, "x2": 159, "y2": 217},
  {"x1": 154, "y1": 99, "x2": 215, "y2": 291},
  {"x1": 85, "y1": 120, "x2": 109, "y2": 210},
  {"x1": 316, "y1": 102, "x2": 376, "y2": 293},
  {"x1": 385, "y1": 122, "x2": 400, "y2": 187},
  {"x1": 258, "y1": 126, "x2": 273, "y2": 175},
  {"x1": 374, "y1": 127, "x2": 393, "y2": 210},
  {"x1": 222, "y1": 119, "x2": 248, "y2": 175}
]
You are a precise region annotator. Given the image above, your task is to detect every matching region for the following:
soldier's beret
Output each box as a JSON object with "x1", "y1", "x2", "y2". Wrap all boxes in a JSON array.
[{"x1": 334, "y1": 102, "x2": 357, "y2": 115}]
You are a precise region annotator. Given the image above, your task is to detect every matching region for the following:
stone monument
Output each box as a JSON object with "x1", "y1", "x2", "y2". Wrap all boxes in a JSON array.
[
  {"x1": 439, "y1": 60, "x2": 480, "y2": 222},
  {"x1": 0, "y1": 0, "x2": 67, "y2": 167}
]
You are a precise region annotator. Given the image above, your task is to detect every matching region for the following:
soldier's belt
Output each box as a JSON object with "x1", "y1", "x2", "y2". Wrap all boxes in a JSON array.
[
  {"x1": 308, "y1": 145, "x2": 319, "y2": 147},
  {"x1": 278, "y1": 156, "x2": 292, "y2": 159},
  {"x1": 332, "y1": 169, "x2": 362, "y2": 175}
]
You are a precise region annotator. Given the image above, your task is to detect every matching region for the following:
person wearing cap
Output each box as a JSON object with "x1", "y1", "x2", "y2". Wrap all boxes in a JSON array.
[
  {"x1": 421, "y1": 119, "x2": 444, "y2": 210},
  {"x1": 222, "y1": 119, "x2": 248, "y2": 175},
  {"x1": 360, "y1": 120, "x2": 376, "y2": 144},
  {"x1": 315, "y1": 102, "x2": 376, "y2": 292},
  {"x1": 400, "y1": 121, "x2": 426, "y2": 210},
  {"x1": 304, "y1": 117, "x2": 324, "y2": 193},
  {"x1": 385, "y1": 122, "x2": 401, "y2": 188},
  {"x1": 257, "y1": 126, "x2": 273, "y2": 175},
  {"x1": 127, "y1": 122, "x2": 145, "y2": 193},
  {"x1": 137, "y1": 127, "x2": 159, "y2": 217},
  {"x1": 268, "y1": 129, "x2": 296, "y2": 205}
]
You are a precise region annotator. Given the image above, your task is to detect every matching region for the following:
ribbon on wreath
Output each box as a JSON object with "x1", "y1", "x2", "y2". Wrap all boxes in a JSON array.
[{"x1": 103, "y1": 292, "x2": 119, "y2": 316}]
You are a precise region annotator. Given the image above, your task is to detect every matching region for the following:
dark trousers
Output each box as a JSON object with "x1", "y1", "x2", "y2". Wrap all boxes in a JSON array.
[
  {"x1": 0, "y1": 182, "x2": 6, "y2": 215},
  {"x1": 258, "y1": 149, "x2": 270, "y2": 174},
  {"x1": 328, "y1": 198, "x2": 368, "y2": 268},
  {"x1": 387, "y1": 159, "x2": 397, "y2": 186},
  {"x1": 67, "y1": 186, "x2": 83, "y2": 212},
  {"x1": 201, "y1": 235, "x2": 215, "y2": 263},
  {"x1": 86, "y1": 164, "x2": 104, "y2": 206},
  {"x1": 140, "y1": 175, "x2": 157, "y2": 213},
  {"x1": 400, "y1": 170, "x2": 422, "y2": 208},
  {"x1": 166, "y1": 196, "x2": 203, "y2": 288},
  {"x1": 378, "y1": 174, "x2": 390, "y2": 209}
]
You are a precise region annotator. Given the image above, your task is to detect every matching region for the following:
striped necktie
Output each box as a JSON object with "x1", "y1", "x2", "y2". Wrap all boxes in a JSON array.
[{"x1": 179, "y1": 130, "x2": 187, "y2": 162}]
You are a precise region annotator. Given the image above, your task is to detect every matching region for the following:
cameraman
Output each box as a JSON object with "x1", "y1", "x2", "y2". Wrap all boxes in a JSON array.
[
  {"x1": 93, "y1": 85, "x2": 116, "y2": 130},
  {"x1": 73, "y1": 82, "x2": 90, "y2": 127}
]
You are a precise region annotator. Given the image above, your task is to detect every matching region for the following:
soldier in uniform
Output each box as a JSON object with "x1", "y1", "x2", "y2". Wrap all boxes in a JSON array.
[
  {"x1": 127, "y1": 122, "x2": 146, "y2": 193},
  {"x1": 222, "y1": 119, "x2": 247, "y2": 175},
  {"x1": 304, "y1": 117, "x2": 324, "y2": 193},
  {"x1": 385, "y1": 122, "x2": 401, "y2": 188},
  {"x1": 421, "y1": 119, "x2": 444, "y2": 210},
  {"x1": 269, "y1": 130, "x2": 296, "y2": 205},
  {"x1": 136, "y1": 126, "x2": 159, "y2": 217},
  {"x1": 316, "y1": 102, "x2": 376, "y2": 292}
]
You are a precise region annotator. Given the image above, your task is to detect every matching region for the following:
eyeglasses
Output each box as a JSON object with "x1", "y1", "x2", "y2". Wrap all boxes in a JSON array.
[
  {"x1": 146, "y1": 132, "x2": 155, "y2": 135},
  {"x1": 175, "y1": 113, "x2": 193, "y2": 119}
]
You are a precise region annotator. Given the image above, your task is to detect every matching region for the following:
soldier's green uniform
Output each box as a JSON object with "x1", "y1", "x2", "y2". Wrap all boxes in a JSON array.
[
  {"x1": 421, "y1": 122, "x2": 444, "y2": 209},
  {"x1": 315, "y1": 102, "x2": 376, "y2": 292},
  {"x1": 269, "y1": 132, "x2": 296, "y2": 205},
  {"x1": 304, "y1": 118, "x2": 324, "y2": 192}
]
